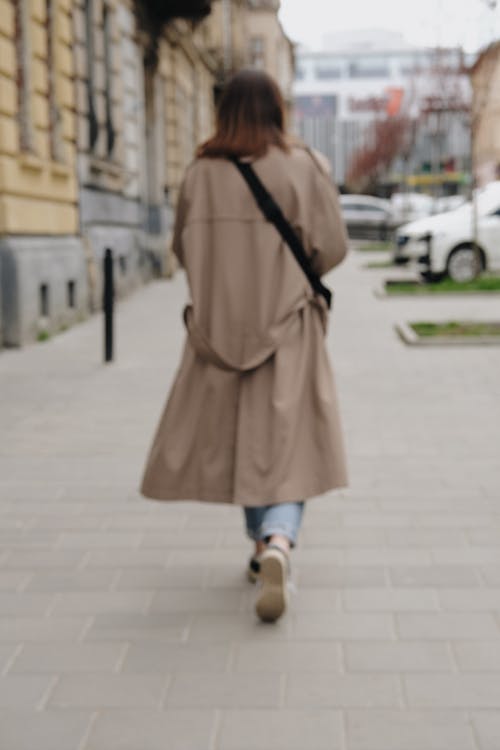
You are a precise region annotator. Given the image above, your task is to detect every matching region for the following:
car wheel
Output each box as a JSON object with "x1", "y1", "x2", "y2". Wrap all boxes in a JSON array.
[{"x1": 446, "y1": 246, "x2": 482, "y2": 282}]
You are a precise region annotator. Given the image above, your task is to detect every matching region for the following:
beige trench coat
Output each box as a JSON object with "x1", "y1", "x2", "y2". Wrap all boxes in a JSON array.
[{"x1": 141, "y1": 143, "x2": 349, "y2": 507}]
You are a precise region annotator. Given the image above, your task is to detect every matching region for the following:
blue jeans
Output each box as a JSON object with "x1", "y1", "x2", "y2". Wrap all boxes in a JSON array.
[{"x1": 244, "y1": 502, "x2": 305, "y2": 548}]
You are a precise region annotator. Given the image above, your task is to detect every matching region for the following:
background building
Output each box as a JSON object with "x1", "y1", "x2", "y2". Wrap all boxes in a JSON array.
[{"x1": 293, "y1": 30, "x2": 472, "y2": 191}]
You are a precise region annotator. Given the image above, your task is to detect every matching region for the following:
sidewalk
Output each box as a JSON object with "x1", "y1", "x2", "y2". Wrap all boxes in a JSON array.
[{"x1": 1, "y1": 249, "x2": 500, "y2": 749}]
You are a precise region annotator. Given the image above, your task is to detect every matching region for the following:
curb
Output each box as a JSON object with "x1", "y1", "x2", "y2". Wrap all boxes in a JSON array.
[
  {"x1": 395, "y1": 321, "x2": 500, "y2": 347},
  {"x1": 376, "y1": 281, "x2": 500, "y2": 299}
]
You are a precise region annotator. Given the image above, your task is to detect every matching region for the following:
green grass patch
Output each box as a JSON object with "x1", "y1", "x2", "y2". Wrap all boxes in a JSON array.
[
  {"x1": 37, "y1": 330, "x2": 50, "y2": 342},
  {"x1": 411, "y1": 321, "x2": 500, "y2": 338},
  {"x1": 386, "y1": 276, "x2": 500, "y2": 294},
  {"x1": 365, "y1": 260, "x2": 394, "y2": 269},
  {"x1": 356, "y1": 241, "x2": 393, "y2": 252}
]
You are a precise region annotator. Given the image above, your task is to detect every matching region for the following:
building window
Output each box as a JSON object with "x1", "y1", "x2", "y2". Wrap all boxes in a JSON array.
[
  {"x1": 349, "y1": 60, "x2": 390, "y2": 79},
  {"x1": 46, "y1": 0, "x2": 65, "y2": 161},
  {"x1": 84, "y1": 0, "x2": 99, "y2": 151},
  {"x1": 14, "y1": 0, "x2": 35, "y2": 152},
  {"x1": 315, "y1": 66, "x2": 342, "y2": 80},
  {"x1": 39, "y1": 284, "x2": 50, "y2": 317},
  {"x1": 249, "y1": 36, "x2": 265, "y2": 70},
  {"x1": 103, "y1": 4, "x2": 116, "y2": 156},
  {"x1": 67, "y1": 280, "x2": 76, "y2": 308}
]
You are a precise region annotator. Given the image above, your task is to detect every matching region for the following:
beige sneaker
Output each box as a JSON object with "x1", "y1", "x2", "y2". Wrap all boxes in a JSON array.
[{"x1": 255, "y1": 545, "x2": 289, "y2": 623}]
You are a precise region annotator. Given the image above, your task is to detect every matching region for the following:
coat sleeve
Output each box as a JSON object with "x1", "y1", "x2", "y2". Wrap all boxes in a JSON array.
[
  {"x1": 306, "y1": 151, "x2": 349, "y2": 277},
  {"x1": 171, "y1": 174, "x2": 190, "y2": 268}
]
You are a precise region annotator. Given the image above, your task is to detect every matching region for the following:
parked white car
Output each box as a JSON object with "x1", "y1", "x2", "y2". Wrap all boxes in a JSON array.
[
  {"x1": 390, "y1": 192, "x2": 435, "y2": 224},
  {"x1": 340, "y1": 195, "x2": 395, "y2": 238},
  {"x1": 433, "y1": 194, "x2": 467, "y2": 214},
  {"x1": 393, "y1": 182, "x2": 500, "y2": 281}
]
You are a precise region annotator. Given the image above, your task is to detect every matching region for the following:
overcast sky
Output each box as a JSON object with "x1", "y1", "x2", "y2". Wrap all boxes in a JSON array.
[{"x1": 279, "y1": 0, "x2": 500, "y2": 53}]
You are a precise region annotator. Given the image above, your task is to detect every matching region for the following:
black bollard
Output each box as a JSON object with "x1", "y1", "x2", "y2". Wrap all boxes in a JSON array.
[{"x1": 103, "y1": 248, "x2": 114, "y2": 363}]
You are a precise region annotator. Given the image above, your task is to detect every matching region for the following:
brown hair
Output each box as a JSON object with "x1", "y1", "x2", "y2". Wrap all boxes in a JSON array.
[{"x1": 197, "y1": 69, "x2": 289, "y2": 159}]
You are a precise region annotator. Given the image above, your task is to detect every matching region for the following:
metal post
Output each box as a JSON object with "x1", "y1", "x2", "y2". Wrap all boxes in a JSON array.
[{"x1": 103, "y1": 248, "x2": 114, "y2": 363}]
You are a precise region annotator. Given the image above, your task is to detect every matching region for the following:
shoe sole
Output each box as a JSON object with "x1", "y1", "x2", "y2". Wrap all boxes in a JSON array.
[{"x1": 255, "y1": 549, "x2": 288, "y2": 622}]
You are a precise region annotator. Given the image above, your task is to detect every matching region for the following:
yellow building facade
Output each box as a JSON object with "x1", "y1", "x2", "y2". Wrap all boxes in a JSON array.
[
  {"x1": 0, "y1": 0, "x2": 293, "y2": 347},
  {"x1": 0, "y1": 0, "x2": 78, "y2": 234},
  {"x1": 0, "y1": 0, "x2": 84, "y2": 345}
]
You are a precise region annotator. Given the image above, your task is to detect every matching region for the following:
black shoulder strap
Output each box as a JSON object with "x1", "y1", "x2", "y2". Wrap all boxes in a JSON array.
[{"x1": 230, "y1": 158, "x2": 332, "y2": 309}]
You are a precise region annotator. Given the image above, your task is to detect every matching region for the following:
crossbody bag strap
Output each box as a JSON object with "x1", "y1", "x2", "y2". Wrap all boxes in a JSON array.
[{"x1": 230, "y1": 157, "x2": 333, "y2": 310}]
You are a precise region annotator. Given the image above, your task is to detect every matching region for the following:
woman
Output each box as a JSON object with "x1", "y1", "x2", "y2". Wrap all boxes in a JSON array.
[{"x1": 141, "y1": 69, "x2": 348, "y2": 622}]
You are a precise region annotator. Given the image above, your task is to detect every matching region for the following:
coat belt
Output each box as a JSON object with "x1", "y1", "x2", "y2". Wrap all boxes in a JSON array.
[{"x1": 183, "y1": 296, "x2": 324, "y2": 373}]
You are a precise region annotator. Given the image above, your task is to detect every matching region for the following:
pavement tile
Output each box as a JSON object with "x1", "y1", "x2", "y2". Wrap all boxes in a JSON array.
[
  {"x1": 293, "y1": 613, "x2": 395, "y2": 640},
  {"x1": 0, "y1": 643, "x2": 19, "y2": 672},
  {"x1": 469, "y1": 528, "x2": 500, "y2": 545},
  {"x1": 344, "y1": 641, "x2": 453, "y2": 672},
  {"x1": 2, "y1": 549, "x2": 85, "y2": 568},
  {"x1": 50, "y1": 590, "x2": 153, "y2": 615},
  {"x1": 471, "y1": 711, "x2": 500, "y2": 750},
  {"x1": 187, "y1": 614, "x2": 294, "y2": 642},
  {"x1": 286, "y1": 673, "x2": 402, "y2": 708},
  {"x1": 218, "y1": 709, "x2": 343, "y2": 750},
  {"x1": 0, "y1": 675, "x2": 53, "y2": 708},
  {"x1": 24, "y1": 569, "x2": 117, "y2": 592},
  {"x1": 396, "y1": 613, "x2": 500, "y2": 639},
  {"x1": 56, "y1": 531, "x2": 142, "y2": 548},
  {"x1": 0, "y1": 710, "x2": 93, "y2": 750},
  {"x1": 438, "y1": 588, "x2": 500, "y2": 611},
  {"x1": 433, "y1": 548, "x2": 500, "y2": 565},
  {"x1": 296, "y1": 564, "x2": 387, "y2": 588},
  {"x1": 233, "y1": 641, "x2": 342, "y2": 672},
  {"x1": 140, "y1": 529, "x2": 221, "y2": 548},
  {"x1": 299, "y1": 527, "x2": 386, "y2": 547},
  {"x1": 279, "y1": 588, "x2": 341, "y2": 612},
  {"x1": 0, "y1": 616, "x2": 87, "y2": 642},
  {"x1": 341, "y1": 548, "x2": 432, "y2": 565},
  {"x1": 114, "y1": 566, "x2": 205, "y2": 590},
  {"x1": 452, "y1": 641, "x2": 500, "y2": 671},
  {"x1": 384, "y1": 528, "x2": 467, "y2": 547},
  {"x1": 150, "y1": 588, "x2": 244, "y2": 614},
  {"x1": 122, "y1": 642, "x2": 231, "y2": 673},
  {"x1": 481, "y1": 567, "x2": 500, "y2": 586},
  {"x1": 0, "y1": 592, "x2": 55, "y2": 616},
  {"x1": 405, "y1": 674, "x2": 500, "y2": 707},
  {"x1": 390, "y1": 566, "x2": 482, "y2": 587},
  {"x1": 82, "y1": 549, "x2": 169, "y2": 567},
  {"x1": 9, "y1": 642, "x2": 126, "y2": 673},
  {"x1": 84, "y1": 709, "x2": 216, "y2": 750},
  {"x1": 342, "y1": 588, "x2": 438, "y2": 612},
  {"x1": 47, "y1": 673, "x2": 168, "y2": 708},
  {"x1": 346, "y1": 709, "x2": 476, "y2": 749},
  {"x1": 0, "y1": 571, "x2": 30, "y2": 591},
  {"x1": 166, "y1": 672, "x2": 282, "y2": 708},
  {"x1": 84, "y1": 612, "x2": 190, "y2": 643}
]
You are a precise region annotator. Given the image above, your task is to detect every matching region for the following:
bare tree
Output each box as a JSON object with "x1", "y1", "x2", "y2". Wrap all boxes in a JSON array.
[{"x1": 346, "y1": 115, "x2": 412, "y2": 193}]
